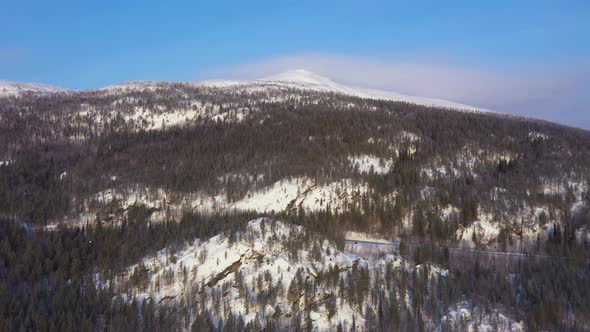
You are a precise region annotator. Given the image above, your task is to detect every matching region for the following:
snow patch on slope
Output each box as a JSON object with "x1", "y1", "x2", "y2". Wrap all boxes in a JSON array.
[
  {"x1": 190, "y1": 70, "x2": 484, "y2": 111},
  {"x1": 228, "y1": 177, "x2": 369, "y2": 213},
  {"x1": 456, "y1": 218, "x2": 501, "y2": 247},
  {"x1": 344, "y1": 231, "x2": 394, "y2": 245},
  {"x1": 438, "y1": 302, "x2": 524, "y2": 332},
  {"x1": 122, "y1": 107, "x2": 200, "y2": 129},
  {"x1": 58, "y1": 176, "x2": 373, "y2": 229},
  {"x1": 194, "y1": 178, "x2": 368, "y2": 213},
  {"x1": 348, "y1": 155, "x2": 393, "y2": 174},
  {"x1": 97, "y1": 81, "x2": 168, "y2": 93},
  {"x1": 193, "y1": 79, "x2": 250, "y2": 88}
]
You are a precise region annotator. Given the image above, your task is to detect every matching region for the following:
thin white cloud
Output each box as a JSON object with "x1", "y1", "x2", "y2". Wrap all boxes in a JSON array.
[{"x1": 209, "y1": 53, "x2": 590, "y2": 129}]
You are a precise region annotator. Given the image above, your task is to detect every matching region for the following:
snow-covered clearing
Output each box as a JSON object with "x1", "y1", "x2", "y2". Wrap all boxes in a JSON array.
[
  {"x1": 344, "y1": 231, "x2": 394, "y2": 245},
  {"x1": 216, "y1": 177, "x2": 371, "y2": 214},
  {"x1": 348, "y1": 155, "x2": 393, "y2": 174},
  {"x1": 438, "y1": 301, "x2": 524, "y2": 332},
  {"x1": 456, "y1": 220, "x2": 501, "y2": 246},
  {"x1": 0, "y1": 80, "x2": 69, "y2": 96}
]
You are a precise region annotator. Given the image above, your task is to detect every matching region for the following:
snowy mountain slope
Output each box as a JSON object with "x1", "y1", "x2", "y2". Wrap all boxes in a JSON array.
[
  {"x1": 112, "y1": 218, "x2": 364, "y2": 330},
  {"x1": 108, "y1": 218, "x2": 522, "y2": 331},
  {"x1": 56, "y1": 177, "x2": 378, "y2": 229},
  {"x1": 259, "y1": 70, "x2": 486, "y2": 111},
  {"x1": 96, "y1": 80, "x2": 172, "y2": 93},
  {"x1": 0, "y1": 80, "x2": 69, "y2": 96},
  {"x1": 1, "y1": 70, "x2": 484, "y2": 110},
  {"x1": 194, "y1": 69, "x2": 485, "y2": 112},
  {"x1": 193, "y1": 79, "x2": 250, "y2": 88}
]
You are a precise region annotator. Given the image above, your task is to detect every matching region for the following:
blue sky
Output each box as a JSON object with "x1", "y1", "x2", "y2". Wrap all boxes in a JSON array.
[{"x1": 1, "y1": 1, "x2": 589, "y2": 128}]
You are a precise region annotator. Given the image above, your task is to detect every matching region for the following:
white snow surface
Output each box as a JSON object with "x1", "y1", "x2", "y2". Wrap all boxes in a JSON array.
[
  {"x1": 438, "y1": 301, "x2": 524, "y2": 332},
  {"x1": 197, "y1": 177, "x2": 372, "y2": 214},
  {"x1": 344, "y1": 231, "x2": 394, "y2": 245},
  {"x1": 193, "y1": 79, "x2": 250, "y2": 88},
  {"x1": 49, "y1": 177, "x2": 373, "y2": 229},
  {"x1": 0, "y1": 80, "x2": 69, "y2": 96},
  {"x1": 348, "y1": 155, "x2": 393, "y2": 174},
  {"x1": 528, "y1": 131, "x2": 550, "y2": 141},
  {"x1": 3, "y1": 70, "x2": 485, "y2": 111},
  {"x1": 88, "y1": 69, "x2": 484, "y2": 111},
  {"x1": 258, "y1": 70, "x2": 485, "y2": 111},
  {"x1": 456, "y1": 214, "x2": 502, "y2": 247},
  {"x1": 96, "y1": 81, "x2": 169, "y2": 93}
]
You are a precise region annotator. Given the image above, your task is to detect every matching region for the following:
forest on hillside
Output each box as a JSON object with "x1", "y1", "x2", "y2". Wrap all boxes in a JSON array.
[{"x1": 1, "y1": 87, "x2": 590, "y2": 330}]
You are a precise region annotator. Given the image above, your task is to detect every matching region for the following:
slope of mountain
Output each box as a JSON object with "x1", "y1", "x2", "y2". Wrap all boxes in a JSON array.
[
  {"x1": 2, "y1": 70, "x2": 483, "y2": 111},
  {"x1": 106, "y1": 218, "x2": 523, "y2": 331},
  {"x1": 96, "y1": 80, "x2": 172, "y2": 93},
  {"x1": 196, "y1": 69, "x2": 484, "y2": 111},
  {"x1": 259, "y1": 69, "x2": 485, "y2": 111},
  {"x1": 1, "y1": 71, "x2": 590, "y2": 331}
]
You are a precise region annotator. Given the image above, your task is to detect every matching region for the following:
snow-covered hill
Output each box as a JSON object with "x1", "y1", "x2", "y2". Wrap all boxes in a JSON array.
[
  {"x1": 1, "y1": 70, "x2": 486, "y2": 112},
  {"x1": 3, "y1": 69, "x2": 482, "y2": 110},
  {"x1": 0, "y1": 80, "x2": 69, "y2": 97},
  {"x1": 259, "y1": 70, "x2": 485, "y2": 111},
  {"x1": 197, "y1": 69, "x2": 485, "y2": 111},
  {"x1": 96, "y1": 80, "x2": 170, "y2": 93}
]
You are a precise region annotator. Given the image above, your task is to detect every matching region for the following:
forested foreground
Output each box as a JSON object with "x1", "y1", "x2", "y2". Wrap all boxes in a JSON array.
[
  {"x1": 0, "y1": 212, "x2": 252, "y2": 331},
  {"x1": 1, "y1": 211, "x2": 590, "y2": 331}
]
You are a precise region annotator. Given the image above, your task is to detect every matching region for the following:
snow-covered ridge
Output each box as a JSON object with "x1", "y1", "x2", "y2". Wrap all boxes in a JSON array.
[
  {"x1": 96, "y1": 80, "x2": 168, "y2": 92},
  {"x1": 2, "y1": 70, "x2": 483, "y2": 112},
  {"x1": 197, "y1": 69, "x2": 484, "y2": 112},
  {"x1": 0, "y1": 80, "x2": 69, "y2": 96},
  {"x1": 262, "y1": 69, "x2": 341, "y2": 87},
  {"x1": 258, "y1": 70, "x2": 485, "y2": 111}
]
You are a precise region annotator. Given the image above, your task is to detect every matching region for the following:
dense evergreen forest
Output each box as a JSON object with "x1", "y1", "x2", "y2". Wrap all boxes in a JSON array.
[{"x1": 1, "y1": 85, "x2": 589, "y2": 330}]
